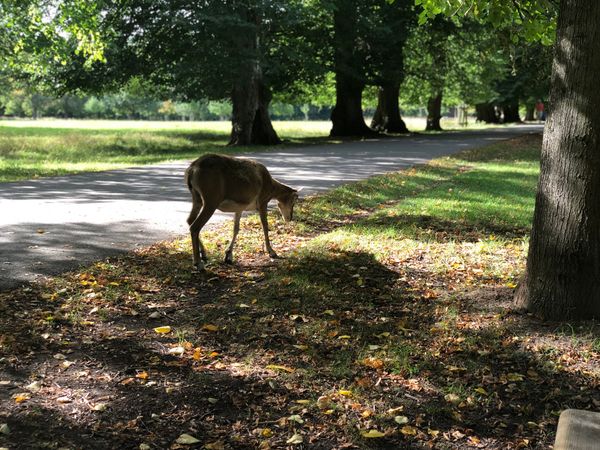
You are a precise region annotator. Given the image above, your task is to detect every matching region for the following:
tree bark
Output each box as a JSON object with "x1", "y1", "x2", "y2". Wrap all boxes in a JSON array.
[
  {"x1": 330, "y1": 0, "x2": 375, "y2": 137},
  {"x1": 525, "y1": 104, "x2": 535, "y2": 121},
  {"x1": 514, "y1": 1, "x2": 600, "y2": 320},
  {"x1": 425, "y1": 93, "x2": 443, "y2": 131},
  {"x1": 371, "y1": 83, "x2": 410, "y2": 133},
  {"x1": 475, "y1": 102, "x2": 500, "y2": 123},
  {"x1": 501, "y1": 100, "x2": 521, "y2": 123},
  {"x1": 229, "y1": 74, "x2": 280, "y2": 146}
]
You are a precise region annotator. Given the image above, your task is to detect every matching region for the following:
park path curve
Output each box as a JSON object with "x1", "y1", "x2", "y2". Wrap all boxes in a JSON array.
[{"x1": 0, "y1": 125, "x2": 542, "y2": 290}]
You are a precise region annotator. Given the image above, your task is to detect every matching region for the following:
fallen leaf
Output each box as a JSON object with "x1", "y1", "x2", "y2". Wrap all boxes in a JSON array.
[
  {"x1": 288, "y1": 414, "x2": 304, "y2": 424},
  {"x1": 474, "y1": 387, "x2": 488, "y2": 395},
  {"x1": 14, "y1": 393, "x2": 30, "y2": 403},
  {"x1": 204, "y1": 441, "x2": 225, "y2": 450},
  {"x1": 286, "y1": 433, "x2": 303, "y2": 444},
  {"x1": 93, "y1": 403, "x2": 108, "y2": 411},
  {"x1": 153, "y1": 326, "x2": 172, "y2": 334},
  {"x1": 56, "y1": 396, "x2": 72, "y2": 403},
  {"x1": 394, "y1": 416, "x2": 409, "y2": 425},
  {"x1": 295, "y1": 400, "x2": 310, "y2": 405},
  {"x1": 400, "y1": 425, "x2": 418, "y2": 436},
  {"x1": 175, "y1": 433, "x2": 200, "y2": 445},
  {"x1": 338, "y1": 335, "x2": 351, "y2": 340},
  {"x1": 261, "y1": 428, "x2": 273, "y2": 438},
  {"x1": 362, "y1": 357, "x2": 384, "y2": 370},
  {"x1": 136, "y1": 371, "x2": 149, "y2": 380},
  {"x1": 444, "y1": 393, "x2": 461, "y2": 404},
  {"x1": 192, "y1": 348, "x2": 202, "y2": 360},
  {"x1": 201, "y1": 324, "x2": 219, "y2": 332},
  {"x1": 338, "y1": 390, "x2": 352, "y2": 397},
  {"x1": 292, "y1": 345, "x2": 309, "y2": 351},
  {"x1": 168, "y1": 346, "x2": 185, "y2": 356},
  {"x1": 361, "y1": 430, "x2": 386, "y2": 438},
  {"x1": 323, "y1": 310, "x2": 335, "y2": 316},
  {"x1": 266, "y1": 364, "x2": 295, "y2": 373},
  {"x1": 0, "y1": 423, "x2": 10, "y2": 435},
  {"x1": 25, "y1": 381, "x2": 42, "y2": 393}
]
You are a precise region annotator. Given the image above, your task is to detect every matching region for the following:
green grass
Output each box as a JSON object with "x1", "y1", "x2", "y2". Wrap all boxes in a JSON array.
[
  {"x1": 5, "y1": 133, "x2": 599, "y2": 449},
  {"x1": 0, "y1": 119, "x2": 335, "y2": 182},
  {"x1": 0, "y1": 118, "x2": 510, "y2": 183}
]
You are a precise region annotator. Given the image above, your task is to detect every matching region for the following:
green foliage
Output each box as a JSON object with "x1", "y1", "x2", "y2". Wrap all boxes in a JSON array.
[{"x1": 415, "y1": 0, "x2": 557, "y2": 45}]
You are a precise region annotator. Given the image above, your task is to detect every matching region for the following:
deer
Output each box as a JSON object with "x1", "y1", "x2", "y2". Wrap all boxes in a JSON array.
[{"x1": 185, "y1": 153, "x2": 299, "y2": 271}]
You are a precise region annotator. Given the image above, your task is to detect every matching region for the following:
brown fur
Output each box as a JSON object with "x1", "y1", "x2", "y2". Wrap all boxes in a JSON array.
[{"x1": 185, "y1": 154, "x2": 297, "y2": 269}]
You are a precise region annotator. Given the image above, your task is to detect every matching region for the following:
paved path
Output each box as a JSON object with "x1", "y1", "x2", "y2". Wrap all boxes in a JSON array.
[{"x1": 0, "y1": 125, "x2": 542, "y2": 290}]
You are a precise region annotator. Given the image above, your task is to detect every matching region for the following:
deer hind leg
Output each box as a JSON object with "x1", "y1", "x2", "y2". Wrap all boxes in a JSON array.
[
  {"x1": 224, "y1": 211, "x2": 242, "y2": 264},
  {"x1": 259, "y1": 207, "x2": 278, "y2": 259},
  {"x1": 189, "y1": 202, "x2": 217, "y2": 271},
  {"x1": 187, "y1": 189, "x2": 203, "y2": 226}
]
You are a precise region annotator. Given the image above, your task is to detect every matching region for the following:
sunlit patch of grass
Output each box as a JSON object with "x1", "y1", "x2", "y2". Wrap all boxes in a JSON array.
[{"x1": 6, "y1": 133, "x2": 600, "y2": 449}]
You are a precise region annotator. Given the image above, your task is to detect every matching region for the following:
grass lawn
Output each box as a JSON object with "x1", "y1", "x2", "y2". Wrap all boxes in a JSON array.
[
  {"x1": 0, "y1": 118, "x2": 505, "y2": 183},
  {"x1": 1, "y1": 133, "x2": 598, "y2": 449}
]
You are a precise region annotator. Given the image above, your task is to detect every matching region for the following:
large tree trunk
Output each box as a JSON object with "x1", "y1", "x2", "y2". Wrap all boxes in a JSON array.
[
  {"x1": 514, "y1": 1, "x2": 600, "y2": 320},
  {"x1": 425, "y1": 93, "x2": 443, "y2": 131},
  {"x1": 330, "y1": 74, "x2": 374, "y2": 136},
  {"x1": 371, "y1": 83, "x2": 410, "y2": 133},
  {"x1": 229, "y1": 76, "x2": 280, "y2": 146},
  {"x1": 501, "y1": 100, "x2": 521, "y2": 123},
  {"x1": 525, "y1": 104, "x2": 535, "y2": 121},
  {"x1": 475, "y1": 102, "x2": 500, "y2": 123},
  {"x1": 330, "y1": 0, "x2": 374, "y2": 137}
]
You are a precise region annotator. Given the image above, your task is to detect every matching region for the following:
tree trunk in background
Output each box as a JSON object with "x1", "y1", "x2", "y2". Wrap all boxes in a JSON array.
[
  {"x1": 501, "y1": 100, "x2": 521, "y2": 123},
  {"x1": 330, "y1": 0, "x2": 374, "y2": 137},
  {"x1": 475, "y1": 102, "x2": 499, "y2": 123},
  {"x1": 514, "y1": 1, "x2": 600, "y2": 320},
  {"x1": 525, "y1": 104, "x2": 535, "y2": 121},
  {"x1": 229, "y1": 76, "x2": 280, "y2": 146},
  {"x1": 425, "y1": 93, "x2": 443, "y2": 131},
  {"x1": 330, "y1": 74, "x2": 374, "y2": 136},
  {"x1": 371, "y1": 83, "x2": 410, "y2": 133}
]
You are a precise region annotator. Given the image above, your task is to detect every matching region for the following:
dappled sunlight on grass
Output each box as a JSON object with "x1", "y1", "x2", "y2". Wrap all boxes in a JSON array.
[{"x1": 2, "y1": 133, "x2": 599, "y2": 449}]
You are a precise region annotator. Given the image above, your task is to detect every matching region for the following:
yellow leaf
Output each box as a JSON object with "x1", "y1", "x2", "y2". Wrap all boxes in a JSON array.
[
  {"x1": 428, "y1": 429, "x2": 440, "y2": 437},
  {"x1": 323, "y1": 409, "x2": 334, "y2": 415},
  {"x1": 266, "y1": 364, "x2": 295, "y2": 373},
  {"x1": 261, "y1": 428, "x2": 273, "y2": 438},
  {"x1": 338, "y1": 390, "x2": 352, "y2": 397},
  {"x1": 14, "y1": 393, "x2": 30, "y2": 403},
  {"x1": 338, "y1": 335, "x2": 351, "y2": 340},
  {"x1": 468, "y1": 436, "x2": 481, "y2": 445},
  {"x1": 507, "y1": 372, "x2": 524, "y2": 382},
  {"x1": 201, "y1": 324, "x2": 219, "y2": 332},
  {"x1": 192, "y1": 348, "x2": 202, "y2": 360},
  {"x1": 361, "y1": 409, "x2": 373, "y2": 418},
  {"x1": 153, "y1": 326, "x2": 171, "y2": 334},
  {"x1": 361, "y1": 430, "x2": 385, "y2": 438},
  {"x1": 295, "y1": 400, "x2": 310, "y2": 405},
  {"x1": 209, "y1": 351, "x2": 220, "y2": 358},
  {"x1": 400, "y1": 425, "x2": 418, "y2": 436},
  {"x1": 323, "y1": 310, "x2": 335, "y2": 316},
  {"x1": 394, "y1": 416, "x2": 409, "y2": 425},
  {"x1": 204, "y1": 441, "x2": 225, "y2": 450},
  {"x1": 362, "y1": 357, "x2": 384, "y2": 370},
  {"x1": 292, "y1": 345, "x2": 309, "y2": 351},
  {"x1": 136, "y1": 371, "x2": 148, "y2": 380},
  {"x1": 474, "y1": 387, "x2": 488, "y2": 395}
]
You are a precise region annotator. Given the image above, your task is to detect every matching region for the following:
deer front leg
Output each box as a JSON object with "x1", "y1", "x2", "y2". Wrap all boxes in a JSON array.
[
  {"x1": 189, "y1": 204, "x2": 217, "y2": 271},
  {"x1": 224, "y1": 211, "x2": 242, "y2": 264},
  {"x1": 259, "y1": 207, "x2": 278, "y2": 259}
]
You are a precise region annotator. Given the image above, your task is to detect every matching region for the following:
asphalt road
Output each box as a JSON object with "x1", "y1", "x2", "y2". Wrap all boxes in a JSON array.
[{"x1": 0, "y1": 125, "x2": 542, "y2": 290}]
